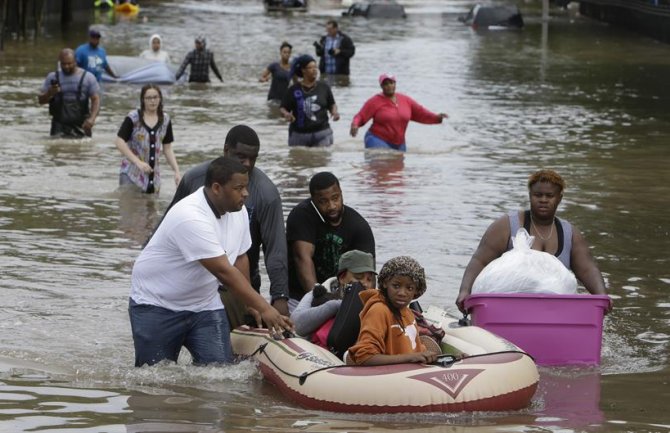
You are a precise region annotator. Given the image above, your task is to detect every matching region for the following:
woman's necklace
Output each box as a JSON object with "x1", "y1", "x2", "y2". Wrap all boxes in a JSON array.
[{"x1": 530, "y1": 216, "x2": 554, "y2": 241}]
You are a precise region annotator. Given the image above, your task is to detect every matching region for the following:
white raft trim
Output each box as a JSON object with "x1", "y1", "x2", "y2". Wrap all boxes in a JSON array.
[{"x1": 232, "y1": 307, "x2": 538, "y2": 414}]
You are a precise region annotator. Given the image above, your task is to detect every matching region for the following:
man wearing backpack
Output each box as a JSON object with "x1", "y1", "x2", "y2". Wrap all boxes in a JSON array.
[{"x1": 38, "y1": 48, "x2": 100, "y2": 138}]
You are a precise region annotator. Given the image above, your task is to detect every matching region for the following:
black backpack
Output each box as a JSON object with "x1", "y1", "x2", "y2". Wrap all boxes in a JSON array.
[{"x1": 326, "y1": 281, "x2": 365, "y2": 359}]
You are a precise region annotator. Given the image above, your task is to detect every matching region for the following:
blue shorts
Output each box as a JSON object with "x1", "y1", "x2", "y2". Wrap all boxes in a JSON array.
[
  {"x1": 364, "y1": 130, "x2": 406, "y2": 152},
  {"x1": 128, "y1": 298, "x2": 233, "y2": 367}
]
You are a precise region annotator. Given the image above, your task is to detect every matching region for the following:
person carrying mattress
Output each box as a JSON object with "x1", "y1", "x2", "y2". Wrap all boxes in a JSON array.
[
  {"x1": 140, "y1": 34, "x2": 171, "y2": 63},
  {"x1": 175, "y1": 36, "x2": 223, "y2": 83}
]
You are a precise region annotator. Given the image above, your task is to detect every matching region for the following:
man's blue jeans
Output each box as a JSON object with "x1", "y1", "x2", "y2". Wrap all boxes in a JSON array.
[{"x1": 129, "y1": 299, "x2": 233, "y2": 367}]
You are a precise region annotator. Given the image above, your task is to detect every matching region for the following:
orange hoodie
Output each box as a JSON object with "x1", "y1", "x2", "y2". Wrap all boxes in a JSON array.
[{"x1": 347, "y1": 289, "x2": 425, "y2": 365}]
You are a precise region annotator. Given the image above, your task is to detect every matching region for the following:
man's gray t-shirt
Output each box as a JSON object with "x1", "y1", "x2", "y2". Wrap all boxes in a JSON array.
[{"x1": 41, "y1": 69, "x2": 99, "y2": 102}]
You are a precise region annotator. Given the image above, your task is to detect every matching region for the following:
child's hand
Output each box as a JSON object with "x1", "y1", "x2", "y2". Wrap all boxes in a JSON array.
[
  {"x1": 419, "y1": 351, "x2": 439, "y2": 364},
  {"x1": 405, "y1": 351, "x2": 438, "y2": 364}
]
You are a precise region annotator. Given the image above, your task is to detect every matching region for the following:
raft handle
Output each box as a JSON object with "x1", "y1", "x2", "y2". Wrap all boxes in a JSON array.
[
  {"x1": 458, "y1": 313, "x2": 470, "y2": 327},
  {"x1": 250, "y1": 343, "x2": 268, "y2": 357},
  {"x1": 433, "y1": 354, "x2": 458, "y2": 367}
]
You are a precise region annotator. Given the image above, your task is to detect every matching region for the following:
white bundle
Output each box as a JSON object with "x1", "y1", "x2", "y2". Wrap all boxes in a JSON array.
[{"x1": 472, "y1": 228, "x2": 577, "y2": 295}]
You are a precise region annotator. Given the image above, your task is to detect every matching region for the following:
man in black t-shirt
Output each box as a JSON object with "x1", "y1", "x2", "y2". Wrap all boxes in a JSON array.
[{"x1": 286, "y1": 172, "x2": 375, "y2": 309}]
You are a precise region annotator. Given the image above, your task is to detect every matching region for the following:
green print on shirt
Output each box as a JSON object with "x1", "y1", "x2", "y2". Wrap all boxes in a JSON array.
[{"x1": 315, "y1": 233, "x2": 344, "y2": 282}]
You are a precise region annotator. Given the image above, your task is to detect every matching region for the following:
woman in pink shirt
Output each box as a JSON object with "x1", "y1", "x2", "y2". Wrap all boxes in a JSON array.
[{"x1": 350, "y1": 73, "x2": 448, "y2": 151}]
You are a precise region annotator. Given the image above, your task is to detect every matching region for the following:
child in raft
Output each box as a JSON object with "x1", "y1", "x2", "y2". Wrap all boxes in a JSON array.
[
  {"x1": 291, "y1": 250, "x2": 376, "y2": 344},
  {"x1": 346, "y1": 256, "x2": 439, "y2": 365}
]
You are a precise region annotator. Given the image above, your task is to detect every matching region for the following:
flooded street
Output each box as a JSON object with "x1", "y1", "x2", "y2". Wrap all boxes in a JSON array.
[{"x1": 0, "y1": 0, "x2": 668, "y2": 431}]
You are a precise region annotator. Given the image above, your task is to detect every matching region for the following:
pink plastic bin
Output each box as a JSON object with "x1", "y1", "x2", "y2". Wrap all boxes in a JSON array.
[{"x1": 464, "y1": 293, "x2": 610, "y2": 366}]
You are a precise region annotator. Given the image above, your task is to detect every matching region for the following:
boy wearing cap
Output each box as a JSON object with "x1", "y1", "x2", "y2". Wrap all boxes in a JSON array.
[
  {"x1": 175, "y1": 37, "x2": 223, "y2": 83},
  {"x1": 75, "y1": 28, "x2": 117, "y2": 82},
  {"x1": 291, "y1": 249, "x2": 376, "y2": 340}
]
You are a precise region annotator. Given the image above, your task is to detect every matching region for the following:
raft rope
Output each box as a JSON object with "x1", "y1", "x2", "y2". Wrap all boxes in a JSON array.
[
  {"x1": 452, "y1": 349, "x2": 535, "y2": 363},
  {"x1": 248, "y1": 342, "x2": 344, "y2": 385},
  {"x1": 247, "y1": 342, "x2": 534, "y2": 386}
]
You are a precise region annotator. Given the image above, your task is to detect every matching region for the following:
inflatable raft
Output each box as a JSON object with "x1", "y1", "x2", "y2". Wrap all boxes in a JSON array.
[{"x1": 231, "y1": 305, "x2": 538, "y2": 413}]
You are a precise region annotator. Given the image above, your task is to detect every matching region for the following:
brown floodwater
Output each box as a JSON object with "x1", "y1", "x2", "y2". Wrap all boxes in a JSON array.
[{"x1": 0, "y1": 0, "x2": 668, "y2": 432}]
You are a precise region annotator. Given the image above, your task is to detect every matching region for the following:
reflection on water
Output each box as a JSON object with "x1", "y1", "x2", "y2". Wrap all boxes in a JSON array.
[
  {"x1": 116, "y1": 187, "x2": 161, "y2": 246},
  {"x1": 535, "y1": 368, "x2": 604, "y2": 427},
  {"x1": 0, "y1": 372, "x2": 130, "y2": 433},
  {"x1": 281, "y1": 147, "x2": 333, "y2": 207},
  {"x1": 0, "y1": 0, "x2": 669, "y2": 431},
  {"x1": 0, "y1": 367, "x2": 635, "y2": 433},
  {"x1": 362, "y1": 150, "x2": 406, "y2": 192}
]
